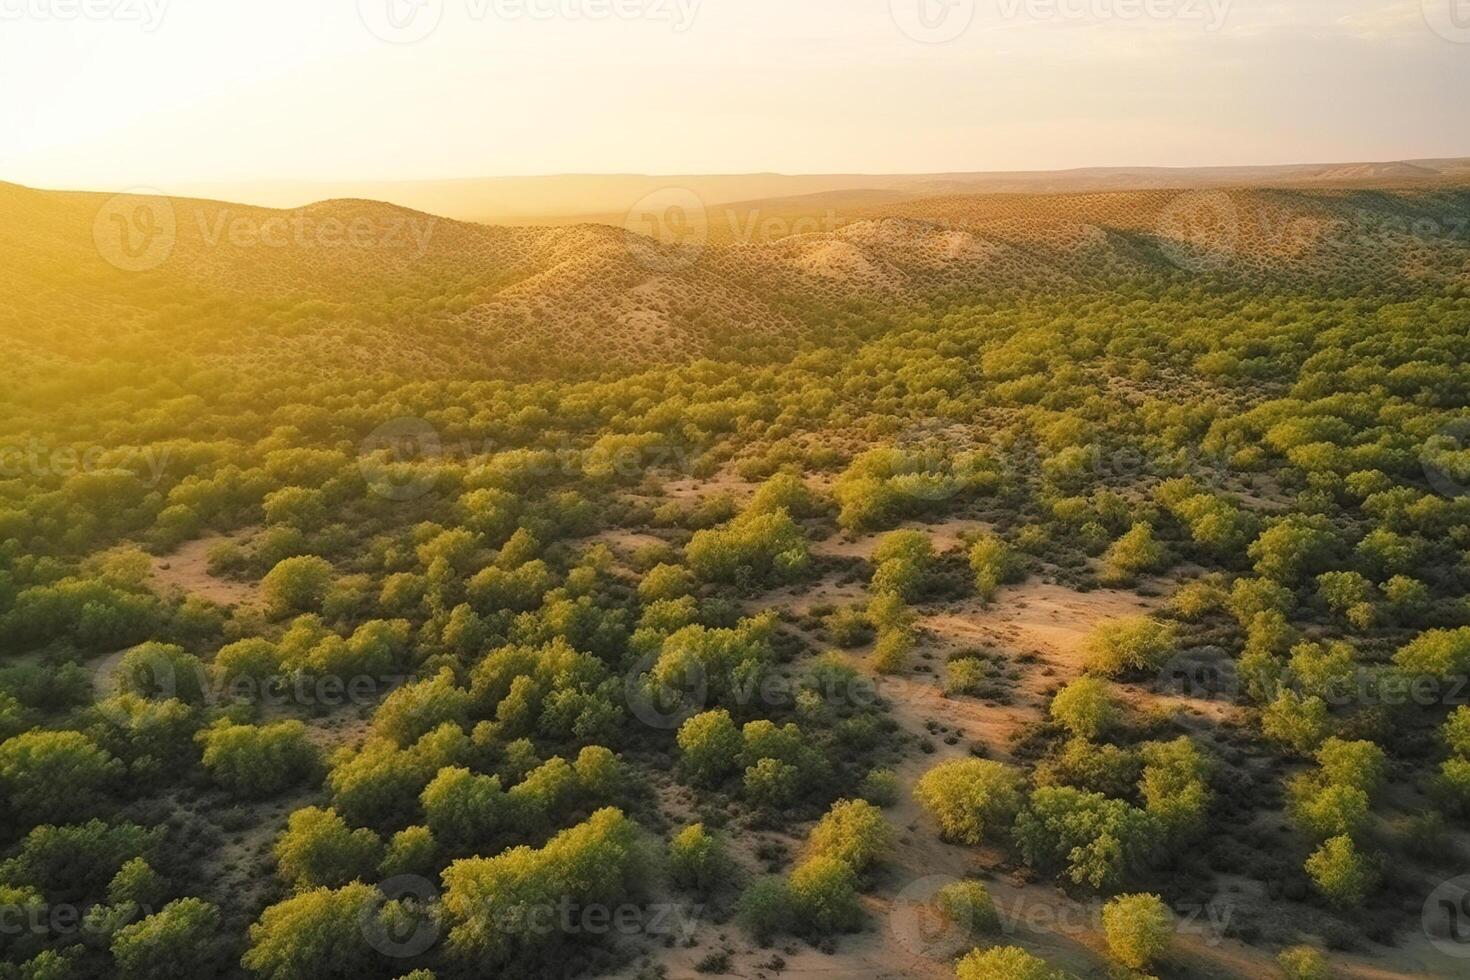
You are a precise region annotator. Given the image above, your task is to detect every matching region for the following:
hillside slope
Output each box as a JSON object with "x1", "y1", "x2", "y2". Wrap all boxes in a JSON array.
[{"x1": 3, "y1": 181, "x2": 1468, "y2": 383}]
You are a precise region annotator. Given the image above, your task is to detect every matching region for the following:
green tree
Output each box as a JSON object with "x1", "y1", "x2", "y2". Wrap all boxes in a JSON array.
[
  {"x1": 1049, "y1": 677, "x2": 1118, "y2": 739},
  {"x1": 870, "y1": 530, "x2": 935, "y2": 601},
  {"x1": 736, "y1": 877, "x2": 792, "y2": 943},
  {"x1": 242, "y1": 882, "x2": 383, "y2": 980},
  {"x1": 0, "y1": 730, "x2": 121, "y2": 825},
  {"x1": 787, "y1": 856, "x2": 863, "y2": 934},
  {"x1": 1101, "y1": 522, "x2": 1168, "y2": 585},
  {"x1": 1084, "y1": 616, "x2": 1177, "y2": 677},
  {"x1": 1014, "y1": 786, "x2": 1159, "y2": 890},
  {"x1": 969, "y1": 533, "x2": 1020, "y2": 603},
  {"x1": 668, "y1": 823, "x2": 727, "y2": 894},
  {"x1": 1393, "y1": 627, "x2": 1470, "y2": 681},
  {"x1": 108, "y1": 857, "x2": 168, "y2": 909},
  {"x1": 420, "y1": 766, "x2": 507, "y2": 851},
  {"x1": 111, "y1": 898, "x2": 221, "y2": 980},
  {"x1": 676, "y1": 709, "x2": 743, "y2": 786},
  {"x1": 1102, "y1": 893, "x2": 1173, "y2": 970},
  {"x1": 1277, "y1": 945, "x2": 1333, "y2": 979},
  {"x1": 274, "y1": 807, "x2": 382, "y2": 891},
  {"x1": 805, "y1": 799, "x2": 894, "y2": 873},
  {"x1": 261, "y1": 555, "x2": 335, "y2": 618},
  {"x1": 955, "y1": 946, "x2": 1072, "y2": 980},
  {"x1": 934, "y1": 880, "x2": 998, "y2": 934},
  {"x1": 196, "y1": 720, "x2": 319, "y2": 798},
  {"x1": 913, "y1": 759, "x2": 1025, "y2": 845},
  {"x1": 1304, "y1": 835, "x2": 1377, "y2": 907},
  {"x1": 1262, "y1": 691, "x2": 1332, "y2": 755}
]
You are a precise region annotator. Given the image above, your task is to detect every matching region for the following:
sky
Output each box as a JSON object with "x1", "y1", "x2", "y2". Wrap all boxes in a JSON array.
[{"x1": 2, "y1": 0, "x2": 1468, "y2": 190}]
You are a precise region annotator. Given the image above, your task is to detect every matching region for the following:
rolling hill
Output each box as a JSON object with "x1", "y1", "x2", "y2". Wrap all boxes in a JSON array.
[{"x1": 3, "y1": 179, "x2": 1469, "y2": 387}]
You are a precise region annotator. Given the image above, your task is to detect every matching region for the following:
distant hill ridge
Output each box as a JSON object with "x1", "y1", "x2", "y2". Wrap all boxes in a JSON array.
[
  {"x1": 2, "y1": 180, "x2": 1468, "y2": 381},
  {"x1": 62, "y1": 156, "x2": 1470, "y2": 225}
]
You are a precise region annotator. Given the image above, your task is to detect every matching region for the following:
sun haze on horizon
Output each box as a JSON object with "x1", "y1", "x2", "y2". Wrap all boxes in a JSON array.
[{"x1": 2, "y1": 0, "x2": 1468, "y2": 194}]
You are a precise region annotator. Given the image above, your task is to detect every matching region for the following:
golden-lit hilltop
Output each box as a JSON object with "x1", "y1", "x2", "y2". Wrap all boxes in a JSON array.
[{"x1": 3, "y1": 178, "x2": 1468, "y2": 382}]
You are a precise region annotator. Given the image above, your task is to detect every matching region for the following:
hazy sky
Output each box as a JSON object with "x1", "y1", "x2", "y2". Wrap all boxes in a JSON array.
[{"x1": 2, "y1": 0, "x2": 1468, "y2": 189}]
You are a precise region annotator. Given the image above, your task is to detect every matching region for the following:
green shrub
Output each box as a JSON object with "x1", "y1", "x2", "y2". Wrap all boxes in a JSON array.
[
  {"x1": 934, "y1": 880, "x2": 998, "y2": 934},
  {"x1": 913, "y1": 759, "x2": 1025, "y2": 845},
  {"x1": 1304, "y1": 835, "x2": 1377, "y2": 907},
  {"x1": 668, "y1": 823, "x2": 727, "y2": 894},
  {"x1": 1102, "y1": 893, "x2": 1172, "y2": 969},
  {"x1": 955, "y1": 946, "x2": 1071, "y2": 980},
  {"x1": 805, "y1": 799, "x2": 894, "y2": 873},
  {"x1": 1084, "y1": 616, "x2": 1177, "y2": 677},
  {"x1": 111, "y1": 898, "x2": 221, "y2": 980},
  {"x1": 787, "y1": 856, "x2": 863, "y2": 934},
  {"x1": 1049, "y1": 677, "x2": 1118, "y2": 739},
  {"x1": 677, "y1": 710, "x2": 743, "y2": 786},
  {"x1": 196, "y1": 720, "x2": 318, "y2": 798},
  {"x1": 274, "y1": 807, "x2": 382, "y2": 891},
  {"x1": 1277, "y1": 945, "x2": 1333, "y2": 979}
]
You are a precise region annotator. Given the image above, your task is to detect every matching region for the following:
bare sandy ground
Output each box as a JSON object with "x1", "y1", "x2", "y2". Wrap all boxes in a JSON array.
[{"x1": 149, "y1": 533, "x2": 257, "y2": 606}]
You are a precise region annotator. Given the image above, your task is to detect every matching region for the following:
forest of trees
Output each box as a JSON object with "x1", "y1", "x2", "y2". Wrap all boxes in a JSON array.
[{"x1": 1, "y1": 184, "x2": 1469, "y2": 980}]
